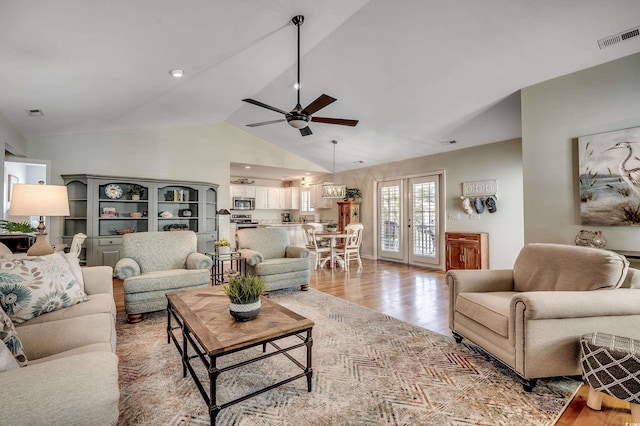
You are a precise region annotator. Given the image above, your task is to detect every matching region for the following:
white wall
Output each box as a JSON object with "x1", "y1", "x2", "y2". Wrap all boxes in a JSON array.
[
  {"x1": 325, "y1": 138, "x2": 524, "y2": 269},
  {"x1": 522, "y1": 52, "x2": 640, "y2": 249},
  {"x1": 0, "y1": 111, "x2": 28, "y2": 219},
  {"x1": 26, "y1": 122, "x2": 323, "y2": 244}
]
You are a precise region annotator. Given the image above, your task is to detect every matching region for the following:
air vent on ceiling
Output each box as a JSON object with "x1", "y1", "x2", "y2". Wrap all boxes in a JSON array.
[
  {"x1": 440, "y1": 140, "x2": 457, "y2": 146},
  {"x1": 25, "y1": 108, "x2": 44, "y2": 116},
  {"x1": 598, "y1": 26, "x2": 640, "y2": 49}
]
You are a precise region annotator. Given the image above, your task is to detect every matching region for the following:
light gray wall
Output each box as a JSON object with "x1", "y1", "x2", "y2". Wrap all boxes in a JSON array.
[
  {"x1": 522, "y1": 52, "x2": 640, "y2": 250},
  {"x1": 0, "y1": 111, "x2": 28, "y2": 219},
  {"x1": 26, "y1": 122, "x2": 324, "y2": 244},
  {"x1": 324, "y1": 138, "x2": 524, "y2": 269}
]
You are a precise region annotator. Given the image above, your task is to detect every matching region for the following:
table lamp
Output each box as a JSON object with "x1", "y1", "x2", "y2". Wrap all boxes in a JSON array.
[{"x1": 8, "y1": 181, "x2": 70, "y2": 256}]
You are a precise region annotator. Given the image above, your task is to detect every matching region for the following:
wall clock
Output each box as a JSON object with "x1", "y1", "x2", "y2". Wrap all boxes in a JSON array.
[{"x1": 105, "y1": 184, "x2": 123, "y2": 199}]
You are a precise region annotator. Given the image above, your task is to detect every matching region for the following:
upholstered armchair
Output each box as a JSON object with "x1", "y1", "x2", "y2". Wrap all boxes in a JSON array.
[
  {"x1": 115, "y1": 231, "x2": 212, "y2": 323},
  {"x1": 447, "y1": 243, "x2": 640, "y2": 391},
  {"x1": 236, "y1": 227, "x2": 310, "y2": 293}
]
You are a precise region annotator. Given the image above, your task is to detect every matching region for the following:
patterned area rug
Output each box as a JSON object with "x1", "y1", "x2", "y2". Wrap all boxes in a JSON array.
[{"x1": 116, "y1": 289, "x2": 579, "y2": 425}]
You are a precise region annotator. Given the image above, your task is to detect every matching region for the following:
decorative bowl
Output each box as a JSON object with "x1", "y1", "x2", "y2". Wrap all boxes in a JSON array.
[
  {"x1": 129, "y1": 212, "x2": 143, "y2": 218},
  {"x1": 115, "y1": 228, "x2": 135, "y2": 235}
]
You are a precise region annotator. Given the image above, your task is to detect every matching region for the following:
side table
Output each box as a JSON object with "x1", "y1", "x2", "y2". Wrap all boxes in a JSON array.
[{"x1": 205, "y1": 251, "x2": 245, "y2": 285}]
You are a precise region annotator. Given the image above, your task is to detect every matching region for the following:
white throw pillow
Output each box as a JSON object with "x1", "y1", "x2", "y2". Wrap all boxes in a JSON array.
[
  {"x1": 64, "y1": 252, "x2": 85, "y2": 291},
  {"x1": 0, "y1": 252, "x2": 88, "y2": 324},
  {"x1": 0, "y1": 340, "x2": 19, "y2": 372}
]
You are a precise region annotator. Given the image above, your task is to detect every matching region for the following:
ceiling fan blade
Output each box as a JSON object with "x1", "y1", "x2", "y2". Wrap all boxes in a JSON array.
[
  {"x1": 242, "y1": 98, "x2": 288, "y2": 115},
  {"x1": 311, "y1": 117, "x2": 359, "y2": 127},
  {"x1": 299, "y1": 126, "x2": 313, "y2": 136},
  {"x1": 246, "y1": 119, "x2": 286, "y2": 127},
  {"x1": 302, "y1": 94, "x2": 337, "y2": 115}
]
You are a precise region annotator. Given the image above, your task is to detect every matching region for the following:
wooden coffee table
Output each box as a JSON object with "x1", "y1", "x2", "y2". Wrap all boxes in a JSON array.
[{"x1": 166, "y1": 287, "x2": 314, "y2": 424}]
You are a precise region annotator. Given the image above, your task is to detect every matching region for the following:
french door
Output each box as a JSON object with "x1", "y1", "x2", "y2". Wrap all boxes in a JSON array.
[{"x1": 377, "y1": 174, "x2": 441, "y2": 267}]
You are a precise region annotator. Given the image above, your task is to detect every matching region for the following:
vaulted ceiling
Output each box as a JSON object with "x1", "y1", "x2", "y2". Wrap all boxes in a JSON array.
[{"x1": 2, "y1": 1, "x2": 640, "y2": 176}]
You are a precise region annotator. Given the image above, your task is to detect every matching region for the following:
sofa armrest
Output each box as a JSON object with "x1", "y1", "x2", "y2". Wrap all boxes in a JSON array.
[
  {"x1": 114, "y1": 257, "x2": 140, "y2": 280},
  {"x1": 446, "y1": 269, "x2": 515, "y2": 294},
  {"x1": 512, "y1": 288, "x2": 640, "y2": 320},
  {"x1": 82, "y1": 266, "x2": 115, "y2": 296},
  {"x1": 238, "y1": 249, "x2": 264, "y2": 266},
  {"x1": 0, "y1": 352, "x2": 120, "y2": 426},
  {"x1": 186, "y1": 252, "x2": 213, "y2": 270},
  {"x1": 286, "y1": 246, "x2": 309, "y2": 258}
]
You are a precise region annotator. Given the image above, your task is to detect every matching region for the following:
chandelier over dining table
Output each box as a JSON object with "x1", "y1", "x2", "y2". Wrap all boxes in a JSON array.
[{"x1": 322, "y1": 140, "x2": 346, "y2": 198}]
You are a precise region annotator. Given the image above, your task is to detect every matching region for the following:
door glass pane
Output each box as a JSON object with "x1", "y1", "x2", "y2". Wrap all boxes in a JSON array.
[
  {"x1": 412, "y1": 181, "x2": 436, "y2": 257},
  {"x1": 380, "y1": 185, "x2": 400, "y2": 252}
]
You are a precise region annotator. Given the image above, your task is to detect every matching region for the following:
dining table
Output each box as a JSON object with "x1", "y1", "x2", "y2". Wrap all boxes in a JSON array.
[{"x1": 313, "y1": 230, "x2": 348, "y2": 270}]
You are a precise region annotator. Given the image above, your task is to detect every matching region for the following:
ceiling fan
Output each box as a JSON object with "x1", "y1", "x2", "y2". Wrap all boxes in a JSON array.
[{"x1": 242, "y1": 15, "x2": 359, "y2": 137}]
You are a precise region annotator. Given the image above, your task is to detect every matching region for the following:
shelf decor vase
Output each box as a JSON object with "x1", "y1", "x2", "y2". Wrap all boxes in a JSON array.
[
  {"x1": 217, "y1": 246, "x2": 231, "y2": 254},
  {"x1": 131, "y1": 194, "x2": 140, "y2": 201},
  {"x1": 229, "y1": 300, "x2": 261, "y2": 322}
]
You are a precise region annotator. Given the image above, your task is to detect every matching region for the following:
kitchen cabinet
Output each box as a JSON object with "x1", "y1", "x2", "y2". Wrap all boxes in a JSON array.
[
  {"x1": 230, "y1": 185, "x2": 256, "y2": 198},
  {"x1": 267, "y1": 187, "x2": 282, "y2": 209},
  {"x1": 445, "y1": 232, "x2": 488, "y2": 271},
  {"x1": 62, "y1": 174, "x2": 218, "y2": 268},
  {"x1": 254, "y1": 186, "x2": 268, "y2": 209},
  {"x1": 285, "y1": 187, "x2": 299, "y2": 209},
  {"x1": 337, "y1": 201, "x2": 360, "y2": 232},
  {"x1": 310, "y1": 184, "x2": 332, "y2": 209}
]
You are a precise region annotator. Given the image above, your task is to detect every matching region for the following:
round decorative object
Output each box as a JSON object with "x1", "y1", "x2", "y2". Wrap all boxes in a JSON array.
[
  {"x1": 229, "y1": 300, "x2": 261, "y2": 322},
  {"x1": 217, "y1": 246, "x2": 231, "y2": 254},
  {"x1": 104, "y1": 184, "x2": 123, "y2": 199},
  {"x1": 575, "y1": 230, "x2": 607, "y2": 248}
]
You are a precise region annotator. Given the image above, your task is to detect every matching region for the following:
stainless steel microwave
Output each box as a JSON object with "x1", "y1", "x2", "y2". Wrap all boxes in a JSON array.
[{"x1": 233, "y1": 197, "x2": 255, "y2": 210}]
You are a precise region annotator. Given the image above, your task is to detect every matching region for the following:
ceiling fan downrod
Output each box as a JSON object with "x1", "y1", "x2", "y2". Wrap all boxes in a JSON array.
[{"x1": 292, "y1": 15, "x2": 304, "y2": 108}]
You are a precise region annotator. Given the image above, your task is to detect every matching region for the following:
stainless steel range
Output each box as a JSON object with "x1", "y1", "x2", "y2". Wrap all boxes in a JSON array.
[{"x1": 231, "y1": 214, "x2": 259, "y2": 229}]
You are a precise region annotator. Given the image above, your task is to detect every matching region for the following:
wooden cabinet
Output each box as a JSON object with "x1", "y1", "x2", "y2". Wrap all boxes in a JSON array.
[
  {"x1": 445, "y1": 232, "x2": 488, "y2": 271},
  {"x1": 337, "y1": 201, "x2": 360, "y2": 232},
  {"x1": 62, "y1": 174, "x2": 218, "y2": 267}
]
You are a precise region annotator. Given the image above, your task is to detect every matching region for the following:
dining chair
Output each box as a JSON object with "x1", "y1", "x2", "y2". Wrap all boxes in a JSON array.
[
  {"x1": 302, "y1": 224, "x2": 331, "y2": 269},
  {"x1": 335, "y1": 223, "x2": 364, "y2": 270}
]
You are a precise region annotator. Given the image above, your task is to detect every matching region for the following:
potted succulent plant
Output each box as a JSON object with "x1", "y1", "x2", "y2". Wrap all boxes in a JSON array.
[
  {"x1": 126, "y1": 184, "x2": 144, "y2": 201},
  {"x1": 223, "y1": 275, "x2": 265, "y2": 321},
  {"x1": 214, "y1": 238, "x2": 231, "y2": 254}
]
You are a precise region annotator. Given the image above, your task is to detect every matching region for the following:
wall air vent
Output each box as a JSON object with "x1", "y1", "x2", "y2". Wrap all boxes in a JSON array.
[
  {"x1": 25, "y1": 108, "x2": 44, "y2": 116},
  {"x1": 598, "y1": 26, "x2": 640, "y2": 49}
]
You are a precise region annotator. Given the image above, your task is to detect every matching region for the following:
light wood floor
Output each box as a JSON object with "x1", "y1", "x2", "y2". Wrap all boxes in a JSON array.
[{"x1": 112, "y1": 258, "x2": 633, "y2": 425}]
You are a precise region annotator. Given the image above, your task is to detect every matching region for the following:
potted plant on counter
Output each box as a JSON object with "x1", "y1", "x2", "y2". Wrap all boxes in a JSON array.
[{"x1": 223, "y1": 275, "x2": 265, "y2": 321}]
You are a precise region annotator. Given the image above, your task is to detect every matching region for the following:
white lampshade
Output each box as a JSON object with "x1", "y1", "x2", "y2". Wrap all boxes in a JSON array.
[
  {"x1": 9, "y1": 184, "x2": 70, "y2": 216},
  {"x1": 8, "y1": 183, "x2": 70, "y2": 256}
]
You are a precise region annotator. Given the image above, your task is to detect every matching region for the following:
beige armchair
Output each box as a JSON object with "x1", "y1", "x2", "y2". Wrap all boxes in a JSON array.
[
  {"x1": 447, "y1": 243, "x2": 640, "y2": 391},
  {"x1": 236, "y1": 227, "x2": 310, "y2": 293},
  {"x1": 114, "y1": 231, "x2": 212, "y2": 323}
]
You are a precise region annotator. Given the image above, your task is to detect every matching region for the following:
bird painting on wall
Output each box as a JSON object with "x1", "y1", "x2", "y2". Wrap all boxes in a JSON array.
[
  {"x1": 578, "y1": 126, "x2": 640, "y2": 226},
  {"x1": 606, "y1": 142, "x2": 640, "y2": 196}
]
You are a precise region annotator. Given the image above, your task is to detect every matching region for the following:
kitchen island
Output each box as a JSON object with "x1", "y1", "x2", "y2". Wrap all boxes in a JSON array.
[{"x1": 257, "y1": 223, "x2": 306, "y2": 247}]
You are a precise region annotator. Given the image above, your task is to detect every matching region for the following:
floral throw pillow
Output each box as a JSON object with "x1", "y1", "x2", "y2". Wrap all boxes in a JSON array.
[
  {"x1": 0, "y1": 252, "x2": 88, "y2": 324},
  {"x1": 0, "y1": 307, "x2": 27, "y2": 366}
]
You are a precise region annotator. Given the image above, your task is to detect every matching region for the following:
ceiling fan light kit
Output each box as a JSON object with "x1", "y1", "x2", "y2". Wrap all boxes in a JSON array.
[
  {"x1": 322, "y1": 140, "x2": 346, "y2": 199},
  {"x1": 242, "y1": 15, "x2": 359, "y2": 136}
]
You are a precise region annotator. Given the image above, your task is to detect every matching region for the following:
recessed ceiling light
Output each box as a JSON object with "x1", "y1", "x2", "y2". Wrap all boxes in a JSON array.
[
  {"x1": 25, "y1": 108, "x2": 44, "y2": 116},
  {"x1": 169, "y1": 69, "x2": 184, "y2": 78},
  {"x1": 244, "y1": 166, "x2": 251, "y2": 169}
]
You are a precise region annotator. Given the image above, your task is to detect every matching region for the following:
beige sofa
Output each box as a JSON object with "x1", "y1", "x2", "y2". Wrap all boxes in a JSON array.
[
  {"x1": 447, "y1": 243, "x2": 640, "y2": 391},
  {"x1": 0, "y1": 265, "x2": 120, "y2": 425}
]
